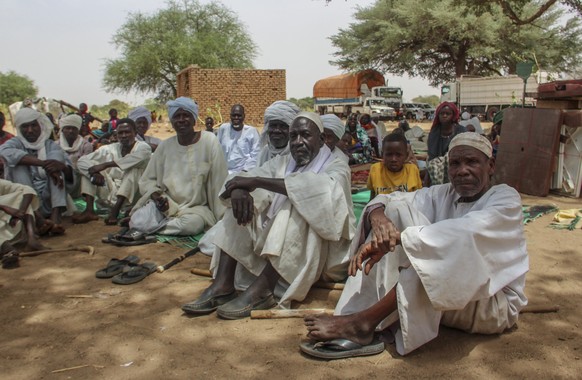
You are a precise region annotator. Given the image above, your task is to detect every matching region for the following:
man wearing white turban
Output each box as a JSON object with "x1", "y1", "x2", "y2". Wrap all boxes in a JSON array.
[
  {"x1": 128, "y1": 106, "x2": 162, "y2": 152},
  {"x1": 321, "y1": 114, "x2": 349, "y2": 163},
  {"x1": 0, "y1": 108, "x2": 73, "y2": 235},
  {"x1": 257, "y1": 100, "x2": 301, "y2": 166},
  {"x1": 182, "y1": 112, "x2": 355, "y2": 319},
  {"x1": 301, "y1": 133, "x2": 528, "y2": 359},
  {"x1": 74, "y1": 118, "x2": 152, "y2": 225},
  {"x1": 217, "y1": 104, "x2": 261, "y2": 174},
  {"x1": 57, "y1": 114, "x2": 93, "y2": 169},
  {"x1": 127, "y1": 97, "x2": 228, "y2": 236}
]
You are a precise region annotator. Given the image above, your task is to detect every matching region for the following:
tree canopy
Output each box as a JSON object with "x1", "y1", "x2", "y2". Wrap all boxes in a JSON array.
[
  {"x1": 330, "y1": 0, "x2": 582, "y2": 86},
  {"x1": 411, "y1": 95, "x2": 440, "y2": 106},
  {"x1": 103, "y1": 0, "x2": 257, "y2": 101},
  {"x1": 0, "y1": 71, "x2": 38, "y2": 106}
]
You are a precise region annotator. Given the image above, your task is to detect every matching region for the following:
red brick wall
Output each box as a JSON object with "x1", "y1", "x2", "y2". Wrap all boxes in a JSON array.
[{"x1": 177, "y1": 65, "x2": 286, "y2": 128}]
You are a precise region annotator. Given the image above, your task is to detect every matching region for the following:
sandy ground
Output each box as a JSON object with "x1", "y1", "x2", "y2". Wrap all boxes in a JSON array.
[{"x1": 1, "y1": 120, "x2": 582, "y2": 378}]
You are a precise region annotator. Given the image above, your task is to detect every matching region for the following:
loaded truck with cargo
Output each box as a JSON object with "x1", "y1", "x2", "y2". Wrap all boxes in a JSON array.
[
  {"x1": 440, "y1": 74, "x2": 543, "y2": 121},
  {"x1": 313, "y1": 69, "x2": 402, "y2": 120}
]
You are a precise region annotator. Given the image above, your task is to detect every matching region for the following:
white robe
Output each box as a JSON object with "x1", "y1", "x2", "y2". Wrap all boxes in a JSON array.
[
  {"x1": 216, "y1": 124, "x2": 261, "y2": 174},
  {"x1": 336, "y1": 183, "x2": 528, "y2": 355},
  {"x1": 209, "y1": 149, "x2": 356, "y2": 307},
  {"x1": 0, "y1": 179, "x2": 39, "y2": 244},
  {"x1": 133, "y1": 132, "x2": 227, "y2": 235},
  {"x1": 77, "y1": 141, "x2": 151, "y2": 205}
]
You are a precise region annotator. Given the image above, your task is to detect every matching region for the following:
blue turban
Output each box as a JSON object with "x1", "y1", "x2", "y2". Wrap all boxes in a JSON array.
[
  {"x1": 128, "y1": 106, "x2": 152, "y2": 125},
  {"x1": 166, "y1": 97, "x2": 199, "y2": 119}
]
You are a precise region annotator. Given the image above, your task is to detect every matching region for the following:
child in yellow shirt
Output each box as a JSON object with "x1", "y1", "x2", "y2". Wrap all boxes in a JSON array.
[{"x1": 367, "y1": 133, "x2": 422, "y2": 201}]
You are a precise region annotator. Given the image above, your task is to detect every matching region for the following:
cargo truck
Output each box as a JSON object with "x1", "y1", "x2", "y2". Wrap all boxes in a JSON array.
[
  {"x1": 313, "y1": 69, "x2": 401, "y2": 120},
  {"x1": 440, "y1": 75, "x2": 541, "y2": 121}
]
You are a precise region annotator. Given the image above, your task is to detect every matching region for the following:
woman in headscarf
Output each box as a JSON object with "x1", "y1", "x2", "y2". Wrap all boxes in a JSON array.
[
  {"x1": 0, "y1": 108, "x2": 74, "y2": 235},
  {"x1": 425, "y1": 102, "x2": 466, "y2": 186},
  {"x1": 345, "y1": 113, "x2": 373, "y2": 164},
  {"x1": 257, "y1": 100, "x2": 301, "y2": 166}
]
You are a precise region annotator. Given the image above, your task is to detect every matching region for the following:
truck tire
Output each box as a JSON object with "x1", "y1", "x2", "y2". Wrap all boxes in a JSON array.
[{"x1": 486, "y1": 107, "x2": 499, "y2": 122}]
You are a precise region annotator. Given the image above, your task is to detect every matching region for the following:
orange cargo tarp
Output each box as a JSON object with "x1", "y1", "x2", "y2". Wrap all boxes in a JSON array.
[{"x1": 313, "y1": 70, "x2": 385, "y2": 99}]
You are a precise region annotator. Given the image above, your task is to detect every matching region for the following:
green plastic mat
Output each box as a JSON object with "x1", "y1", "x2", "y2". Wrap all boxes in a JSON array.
[
  {"x1": 352, "y1": 190, "x2": 371, "y2": 225},
  {"x1": 154, "y1": 233, "x2": 204, "y2": 249}
]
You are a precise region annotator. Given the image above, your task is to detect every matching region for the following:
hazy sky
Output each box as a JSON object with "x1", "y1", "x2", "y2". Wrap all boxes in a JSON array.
[{"x1": 1, "y1": 0, "x2": 438, "y2": 107}]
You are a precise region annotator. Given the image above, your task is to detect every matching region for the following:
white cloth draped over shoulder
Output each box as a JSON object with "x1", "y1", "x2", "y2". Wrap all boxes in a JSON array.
[
  {"x1": 336, "y1": 183, "x2": 529, "y2": 355},
  {"x1": 0, "y1": 179, "x2": 39, "y2": 243},
  {"x1": 209, "y1": 145, "x2": 356, "y2": 307},
  {"x1": 132, "y1": 132, "x2": 228, "y2": 233}
]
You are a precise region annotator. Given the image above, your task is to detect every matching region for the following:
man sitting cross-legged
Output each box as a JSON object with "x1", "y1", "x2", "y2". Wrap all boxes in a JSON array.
[
  {"x1": 127, "y1": 97, "x2": 228, "y2": 236},
  {"x1": 301, "y1": 132, "x2": 529, "y2": 359},
  {"x1": 182, "y1": 112, "x2": 355, "y2": 318},
  {"x1": 74, "y1": 118, "x2": 152, "y2": 225}
]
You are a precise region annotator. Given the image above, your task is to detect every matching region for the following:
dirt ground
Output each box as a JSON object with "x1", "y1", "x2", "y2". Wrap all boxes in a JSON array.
[{"x1": 1, "y1": 120, "x2": 582, "y2": 379}]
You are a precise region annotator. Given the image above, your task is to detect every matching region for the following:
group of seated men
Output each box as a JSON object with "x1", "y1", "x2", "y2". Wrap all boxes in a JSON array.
[{"x1": 0, "y1": 97, "x2": 528, "y2": 359}]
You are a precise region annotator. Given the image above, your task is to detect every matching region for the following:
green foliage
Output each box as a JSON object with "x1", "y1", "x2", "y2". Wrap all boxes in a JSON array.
[
  {"x1": 0, "y1": 71, "x2": 38, "y2": 106},
  {"x1": 288, "y1": 97, "x2": 315, "y2": 111},
  {"x1": 103, "y1": 0, "x2": 257, "y2": 102},
  {"x1": 330, "y1": 0, "x2": 582, "y2": 86},
  {"x1": 89, "y1": 99, "x2": 131, "y2": 120},
  {"x1": 411, "y1": 95, "x2": 440, "y2": 106}
]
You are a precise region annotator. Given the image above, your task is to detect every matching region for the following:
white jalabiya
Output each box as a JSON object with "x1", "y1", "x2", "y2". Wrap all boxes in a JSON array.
[
  {"x1": 0, "y1": 179, "x2": 39, "y2": 244},
  {"x1": 216, "y1": 123, "x2": 261, "y2": 174},
  {"x1": 77, "y1": 141, "x2": 151, "y2": 205},
  {"x1": 336, "y1": 183, "x2": 529, "y2": 355},
  {"x1": 132, "y1": 132, "x2": 227, "y2": 236},
  {"x1": 209, "y1": 145, "x2": 356, "y2": 307}
]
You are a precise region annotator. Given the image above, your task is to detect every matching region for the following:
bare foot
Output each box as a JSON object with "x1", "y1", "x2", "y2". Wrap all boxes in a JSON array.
[
  {"x1": 25, "y1": 240, "x2": 49, "y2": 252},
  {"x1": 37, "y1": 219, "x2": 54, "y2": 236},
  {"x1": 104, "y1": 217, "x2": 118, "y2": 226},
  {"x1": 304, "y1": 313, "x2": 375, "y2": 346},
  {"x1": 50, "y1": 224, "x2": 65, "y2": 235},
  {"x1": 72, "y1": 212, "x2": 99, "y2": 224}
]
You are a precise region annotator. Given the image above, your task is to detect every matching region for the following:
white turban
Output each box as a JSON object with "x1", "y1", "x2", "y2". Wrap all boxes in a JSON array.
[
  {"x1": 320, "y1": 114, "x2": 345, "y2": 139},
  {"x1": 461, "y1": 112, "x2": 471, "y2": 120},
  {"x1": 264, "y1": 101, "x2": 301, "y2": 129},
  {"x1": 166, "y1": 97, "x2": 199, "y2": 119},
  {"x1": 58, "y1": 114, "x2": 82, "y2": 130},
  {"x1": 294, "y1": 111, "x2": 323, "y2": 132},
  {"x1": 128, "y1": 106, "x2": 152, "y2": 125},
  {"x1": 14, "y1": 107, "x2": 54, "y2": 151},
  {"x1": 449, "y1": 132, "x2": 492, "y2": 158}
]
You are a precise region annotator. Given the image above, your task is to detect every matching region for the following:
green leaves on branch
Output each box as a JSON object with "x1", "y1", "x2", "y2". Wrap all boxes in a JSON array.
[
  {"x1": 103, "y1": 0, "x2": 257, "y2": 101},
  {"x1": 330, "y1": 0, "x2": 582, "y2": 86},
  {"x1": 0, "y1": 71, "x2": 38, "y2": 106}
]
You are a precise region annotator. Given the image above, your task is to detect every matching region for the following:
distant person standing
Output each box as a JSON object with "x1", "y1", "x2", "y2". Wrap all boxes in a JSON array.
[
  {"x1": 77, "y1": 103, "x2": 95, "y2": 132},
  {"x1": 108, "y1": 108, "x2": 119, "y2": 131},
  {"x1": 0, "y1": 112, "x2": 14, "y2": 145},
  {"x1": 217, "y1": 104, "x2": 260, "y2": 174},
  {"x1": 205, "y1": 116, "x2": 215, "y2": 134}
]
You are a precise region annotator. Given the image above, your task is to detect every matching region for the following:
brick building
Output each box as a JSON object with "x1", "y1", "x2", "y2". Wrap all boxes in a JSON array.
[{"x1": 176, "y1": 65, "x2": 286, "y2": 129}]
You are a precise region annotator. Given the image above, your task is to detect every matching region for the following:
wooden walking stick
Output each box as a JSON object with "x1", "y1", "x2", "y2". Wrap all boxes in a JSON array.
[
  {"x1": 18, "y1": 245, "x2": 95, "y2": 257},
  {"x1": 156, "y1": 247, "x2": 201, "y2": 273}
]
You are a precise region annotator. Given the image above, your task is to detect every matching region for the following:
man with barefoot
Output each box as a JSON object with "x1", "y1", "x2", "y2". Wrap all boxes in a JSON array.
[
  {"x1": 74, "y1": 119, "x2": 151, "y2": 225},
  {"x1": 302, "y1": 133, "x2": 528, "y2": 359}
]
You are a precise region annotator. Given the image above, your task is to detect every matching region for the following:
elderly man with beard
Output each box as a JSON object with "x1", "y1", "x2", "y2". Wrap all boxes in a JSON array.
[
  {"x1": 74, "y1": 119, "x2": 151, "y2": 225},
  {"x1": 128, "y1": 106, "x2": 162, "y2": 152},
  {"x1": 0, "y1": 108, "x2": 73, "y2": 235},
  {"x1": 182, "y1": 112, "x2": 355, "y2": 319},
  {"x1": 257, "y1": 101, "x2": 301, "y2": 166},
  {"x1": 301, "y1": 133, "x2": 529, "y2": 359},
  {"x1": 127, "y1": 97, "x2": 227, "y2": 237},
  {"x1": 217, "y1": 104, "x2": 261, "y2": 174}
]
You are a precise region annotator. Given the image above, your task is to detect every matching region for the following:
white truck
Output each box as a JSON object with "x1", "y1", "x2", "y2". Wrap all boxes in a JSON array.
[
  {"x1": 440, "y1": 75, "x2": 541, "y2": 121},
  {"x1": 313, "y1": 70, "x2": 399, "y2": 120}
]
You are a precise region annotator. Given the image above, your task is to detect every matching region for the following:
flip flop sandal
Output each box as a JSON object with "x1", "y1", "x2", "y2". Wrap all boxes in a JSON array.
[
  {"x1": 299, "y1": 338, "x2": 385, "y2": 360},
  {"x1": 111, "y1": 262, "x2": 157, "y2": 285},
  {"x1": 95, "y1": 255, "x2": 140, "y2": 278},
  {"x1": 107, "y1": 236, "x2": 157, "y2": 247},
  {"x1": 1, "y1": 251, "x2": 20, "y2": 270}
]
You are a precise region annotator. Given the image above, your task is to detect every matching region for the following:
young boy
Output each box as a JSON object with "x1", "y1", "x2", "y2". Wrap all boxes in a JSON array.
[{"x1": 367, "y1": 133, "x2": 422, "y2": 201}]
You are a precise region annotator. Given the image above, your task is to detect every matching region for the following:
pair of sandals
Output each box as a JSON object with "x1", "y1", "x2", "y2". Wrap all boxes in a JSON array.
[
  {"x1": 95, "y1": 255, "x2": 157, "y2": 285},
  {"x1": 101, "y1": 228, "x2": 157, "y2": 247}
]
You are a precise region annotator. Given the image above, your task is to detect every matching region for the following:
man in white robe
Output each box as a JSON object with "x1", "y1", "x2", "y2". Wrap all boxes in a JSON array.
[
  {"x1": 129, "y1": 97, "x2": 227, "y2": 236},
  {"x1": 217, "y1": 104, "x2": 261, "y2": 173},
  {"x1": 257, "y1": 100, "x2": 300, "y2": 166},
  {"x1": 128, "y1": 106, "x2": 162, "y2": 152},
  {"x1": 321, "y1": 114, "x2": 349, "y2": 163},
  {"x1": 56, "y1": 114, "x2": 93, "y2": 197},
  {"x1": 0, "y1": 108, "x2": 73, "y2": 235},
  {"x1": 74, "y1": 119, "x2": 151, "y2": 225},
  {"x1": 182, "y1": 112, "x2": 355, "y2": 318},
  {"x1": 302, "y1": 132, "x2": 528, "y2": 359}
]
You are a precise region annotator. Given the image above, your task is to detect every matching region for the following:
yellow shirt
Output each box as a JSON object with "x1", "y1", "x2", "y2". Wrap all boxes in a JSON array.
[{"x1": 367, "y1": 162, "x2": 422, "y2": 195}]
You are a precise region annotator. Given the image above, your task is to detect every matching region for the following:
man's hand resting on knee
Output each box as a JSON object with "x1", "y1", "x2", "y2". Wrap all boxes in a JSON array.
[{"x1": 230, "y1": 189, "x2": 254, "y2": 226}]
